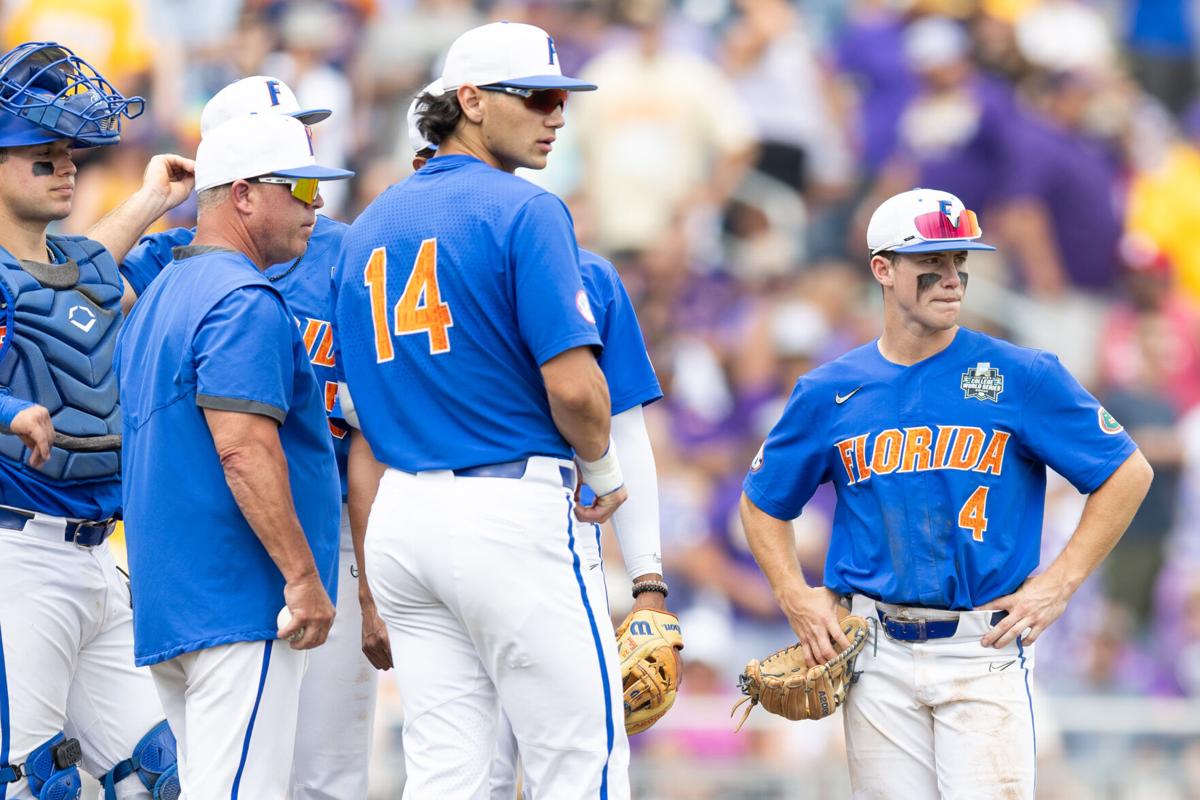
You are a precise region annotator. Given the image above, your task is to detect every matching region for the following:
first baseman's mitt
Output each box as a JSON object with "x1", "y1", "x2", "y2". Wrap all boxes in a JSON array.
[
  {"x1": 615, "y1": 608, "x2": 684, "y2": 735},
  {"x1": 731, "y1": 613, "x2": 869, "y2": 730}
]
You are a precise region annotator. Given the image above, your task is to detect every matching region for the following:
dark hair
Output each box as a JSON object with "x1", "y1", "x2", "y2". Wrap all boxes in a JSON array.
[
  {"x1": 416, "y1": 90, "x2": 463, "y2": 147},
  {"x1": 872, "y1": 250, "x2": 901, "y2": 266}
]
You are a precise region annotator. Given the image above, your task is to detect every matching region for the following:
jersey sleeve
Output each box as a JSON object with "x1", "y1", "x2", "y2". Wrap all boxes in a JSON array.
[
  {"x1": 119, "y1": 226, "x2": 195, "y2": 297},
  {"x1": 596, "y1": 268, "x2": 661, "y2": 414},
  {"x1": 193, "y1": 286, "x2": 295, "y2": 423},
  {"x1": 1019, "y1": 351, "x2": 1137, "y2": 493},
  {"x1": 742, "y1": 379, "x2": 831, "y2": 520},
  {"x1": 508, "y1": 194, "x2": 601, "y2": 365}
]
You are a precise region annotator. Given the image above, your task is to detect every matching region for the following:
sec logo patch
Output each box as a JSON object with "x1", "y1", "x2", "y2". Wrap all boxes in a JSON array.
[
  {"x1": 576, "y1": 290, "x2": 595, "y2": 324},
  {"x1": 1098, "y1": 407, "x2": 1123, "y2": 434}
]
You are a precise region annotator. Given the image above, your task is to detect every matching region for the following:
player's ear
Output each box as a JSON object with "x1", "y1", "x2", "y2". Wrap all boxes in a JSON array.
[
  {"x1": 458, "y1": 85, "x2": 485, "y2": 124},
  {"x1": 869, "y1": 253, "x2": 894, "y2": 288}
]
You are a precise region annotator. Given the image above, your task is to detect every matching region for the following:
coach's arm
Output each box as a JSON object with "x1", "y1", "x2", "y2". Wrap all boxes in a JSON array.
[
  {"x1": 740, "y1": 492, "x2": 851, "y2": 668},
  {"x1": 542, "y1": 346, "x2": 627, "y2": 524},
  {"x1": 205, "y1": 407, "x2": 336, "y2": 650},
  {"x1": 982, "y1": 448, "x2": 1153, "y2": 648}
]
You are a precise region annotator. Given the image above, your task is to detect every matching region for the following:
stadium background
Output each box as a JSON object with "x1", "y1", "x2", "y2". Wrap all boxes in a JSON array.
[{"x1": 8, "y1": 0, "x2": 1200, "y2": 795}]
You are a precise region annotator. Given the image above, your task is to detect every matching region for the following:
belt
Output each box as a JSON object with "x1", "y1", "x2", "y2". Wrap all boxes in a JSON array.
[
  {"x1": 877, "y1": 608, "x2": 1008, "y2": 642},
  {"x1": 0, "y1": 507, "x2": 116, "y2": 548},
  {"x1": 452, "y1": 459, "x2": 574, "y2": 490}
]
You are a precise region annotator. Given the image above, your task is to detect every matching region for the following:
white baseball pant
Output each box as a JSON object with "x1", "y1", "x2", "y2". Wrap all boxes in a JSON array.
[
  {"x1": 366, "y1": 457, "x2": 629, "y2": 800},
  {"x1": 844, "y1": 594, "x2": 1037, "y2": 799},
  {"x1": 0, "y1": 516, "x2": 163, "y2": 800},
  {"x1": 290, "y1": 506, "x2": 378, "y2": 800},
  {"x1": 150, "y1": 639, "x2": 307, "y2": 799}
]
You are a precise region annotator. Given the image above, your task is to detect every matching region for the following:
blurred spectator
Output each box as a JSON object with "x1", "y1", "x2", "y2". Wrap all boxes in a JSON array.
[
  {"x1": 874, "y1": 15, "x2": 1022, "y2": 213},
  {"x1": 261, "y1": 2, "x2": 354, "y2": 216},
  {"x1": 573, "y1": 0, "x2": 756, "y2": 255},
  {"x1": 1124, "y1": 0, "x2": 1196, "y2": 116},
  {"x1": 721, "y1": 0, "x2": 852, "y2": 198},
  {"x1": 1101, "y1": 238, "x2": 1200, "y2": 413},
  {"x1": 1125, "y1": 107, "x2": 1200, "y2": 309},
  {"x1": 833, "y1": 0, "x2": 917, "y2": 178}
]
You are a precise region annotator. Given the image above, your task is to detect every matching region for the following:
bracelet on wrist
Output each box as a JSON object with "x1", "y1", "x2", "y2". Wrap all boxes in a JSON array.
[{"x1": 631, "y1": 580, "x2": 668, "y2": 599}]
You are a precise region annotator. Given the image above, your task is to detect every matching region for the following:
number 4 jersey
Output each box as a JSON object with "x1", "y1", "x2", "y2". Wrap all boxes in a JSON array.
[
  {"x1": 743, "y1": 326, "x2": 1137, "y2": 610},
  {"x1": 332, "y1": 154, "x2": 601, "y2": 472}
]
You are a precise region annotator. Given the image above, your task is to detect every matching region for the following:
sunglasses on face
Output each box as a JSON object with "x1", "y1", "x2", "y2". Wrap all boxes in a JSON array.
[
  {"x1": 479, "y1": 85, "x2": 569, "y2": 114},
  {"x1": 250, "y1": 175, "x2": 320, "y2": 205}
]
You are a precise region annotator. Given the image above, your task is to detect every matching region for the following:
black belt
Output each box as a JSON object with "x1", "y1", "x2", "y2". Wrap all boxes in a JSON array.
[
  {"x1": 0, "y1": 507, "x2": 116, "y2": 547},
  {"x1": 877, "y1": 608, "x2": 1008, "y2": 642},
  {"x1": 452, "y1": 459, "x2": 574, "y2": 490}
]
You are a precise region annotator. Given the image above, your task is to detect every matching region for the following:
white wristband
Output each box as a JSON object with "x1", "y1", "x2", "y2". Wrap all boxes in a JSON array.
[{"x1": 577, "y1": 439, "x2": 624, "y2": 497}]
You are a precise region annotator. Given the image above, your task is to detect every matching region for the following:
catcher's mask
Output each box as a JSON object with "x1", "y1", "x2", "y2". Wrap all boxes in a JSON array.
[{"x1": 0, "y1": 41, "x2": 144, "y2": 148}]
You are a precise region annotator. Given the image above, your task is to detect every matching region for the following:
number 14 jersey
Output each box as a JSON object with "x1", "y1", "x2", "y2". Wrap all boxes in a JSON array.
[{"x1": 333, "y1": 155, "x2": 601, "y2": 472}]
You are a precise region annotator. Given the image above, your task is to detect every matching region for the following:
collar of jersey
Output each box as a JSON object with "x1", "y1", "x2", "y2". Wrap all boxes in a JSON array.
[
  {"x1": 872, "y1": 325, "x2": 971, "y2": 369},
  {"x1": 420, "y1": 154, "x2": 487, "y2": 173}
]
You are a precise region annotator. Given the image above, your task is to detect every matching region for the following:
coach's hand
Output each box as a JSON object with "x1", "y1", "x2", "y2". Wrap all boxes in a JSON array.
[
  {"x1": 282, "y1": 573, "x2": 336, "y2": 650},
  {"x1": 360, "y1": 588, "x2": 393, "y2": 671},
  {"x1": 780, "y1": 585, "x2": 852, "y2": 669},
  {"x1": 981, "y1": 572, "x2": 1071, "y2": 649},
  {"x1": 10, "y1": 404, "x2": 53, "y2": 468},
  {"x1": 575, "y1": 485, "x2": 627, "y2": 525}
]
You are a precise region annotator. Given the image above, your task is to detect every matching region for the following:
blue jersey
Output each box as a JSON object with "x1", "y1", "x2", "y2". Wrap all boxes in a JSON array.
[
  {"x1": 116, "y1": 248, "x2": 341, "y2": 666},
  {"x1": 744, "y1": 327, "x2": 1137, "y2": 610},
  {"x1": 580, "y1": 249, "x2": 661, "y2": 414},
  {"x1": 120, "y1": 217, "x2": 351, "y2": 498},
  {"x1": 333, "y1": 155, "x2": 601, "y2": 471}
]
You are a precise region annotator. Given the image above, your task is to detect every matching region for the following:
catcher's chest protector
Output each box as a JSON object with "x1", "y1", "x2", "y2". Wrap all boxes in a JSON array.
[{"x1": 0, "y1": 236, "x2": 123, "y2": 480}]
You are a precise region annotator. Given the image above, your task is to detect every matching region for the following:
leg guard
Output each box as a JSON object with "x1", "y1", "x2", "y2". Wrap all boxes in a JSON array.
[
  {"x1": 0, "y1": 732, "x2": 83, "y2": 800},
  {"x1": 99, "y1": 720, "x2": 179, "y2": 800}
]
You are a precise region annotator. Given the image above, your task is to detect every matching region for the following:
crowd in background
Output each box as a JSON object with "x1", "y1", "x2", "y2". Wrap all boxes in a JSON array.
[{"x1": 12, "y1": 0, "x2": 1200, "y2": 795}]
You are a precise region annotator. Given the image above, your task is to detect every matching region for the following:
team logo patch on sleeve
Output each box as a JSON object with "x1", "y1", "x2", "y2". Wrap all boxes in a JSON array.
[
  {"x1": 750, "y1": 443, "x2": 765, "y2": 472},
  {"x1": 575, "y1": 289, "x2": 596, "y2": 324},
  {"x1": 961, "y1": 362, "x2": 1004, "y2": 402},
  {"x1": 1098, "y1": 407, "x2": 1124, "y2": 434}
]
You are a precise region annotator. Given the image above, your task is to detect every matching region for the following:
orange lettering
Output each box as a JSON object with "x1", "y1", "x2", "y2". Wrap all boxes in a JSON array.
[
  {"x1": 975, "y1": 431, "x2": 1010, "y2": 475},
  {"x1": 836, "y1": 438, "x2": 858, "y2": 484},
  {"x1": 871, "y1": 429, "x2": 902, "y2": 474},
  {"x1": 947, "y1": 426, "x2": 984, "y2": 470},
  {"x1": 900, "y1": 426, "x2": 933, "y2": 472}
]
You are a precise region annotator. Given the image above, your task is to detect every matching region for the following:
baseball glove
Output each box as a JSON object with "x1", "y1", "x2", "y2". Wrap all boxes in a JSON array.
[
  {"x1": 731, "y1": 613, "x2": 870, "y2": 730},
  {"x1": 615, "y1": 608, "x2": 684, "y2": 736}
]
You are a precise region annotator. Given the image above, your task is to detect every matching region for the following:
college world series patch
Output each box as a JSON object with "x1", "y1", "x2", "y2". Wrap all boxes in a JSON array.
[{"x1": 961, "y1": 362, "x2": 1004, "y2": 402}]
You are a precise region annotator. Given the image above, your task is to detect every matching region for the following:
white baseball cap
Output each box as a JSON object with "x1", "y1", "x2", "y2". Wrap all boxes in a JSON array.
[
  {"x1": 407, "y1": 79, "x2": 443, "y2": 154},
  {"x1": 195, "y1": 113, "x2": 354, "y2": 193},
  {"x1": 200, "y1": 76, "x2": 331, "y2": 136},
  {"x1": 867, "y1": 188, "x2": 996, "y2": 255},
  {"x1": 439, "y1": 22, "x2": 596, "y2": 92}
]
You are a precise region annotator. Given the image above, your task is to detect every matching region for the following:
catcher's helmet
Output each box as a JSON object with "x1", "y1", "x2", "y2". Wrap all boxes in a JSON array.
[{"x1": 0, "y1": 41, "x2": 144, "y2": 148}]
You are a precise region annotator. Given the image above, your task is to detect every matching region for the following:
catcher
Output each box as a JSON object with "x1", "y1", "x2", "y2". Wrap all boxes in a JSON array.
[{"x1": 732, "y1": 610, "x2": 868, "y2": 729}]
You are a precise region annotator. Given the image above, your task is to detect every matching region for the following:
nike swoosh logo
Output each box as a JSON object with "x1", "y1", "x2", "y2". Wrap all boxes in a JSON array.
[
  {"x1": 835, "y1": 387, "x2": 863, "y2": 404},
  {"x1": 989, "y1": 660, "x2": 1015, "y2": 672}
]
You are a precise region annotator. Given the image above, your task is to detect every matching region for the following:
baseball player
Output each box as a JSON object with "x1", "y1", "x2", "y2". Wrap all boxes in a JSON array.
[
  {"x1": 116, "y1": 75, "x2": 385, "y2": 800},
  {"x1": 333, "y1": 22, "x2": 632, "y2": 799},
  {"x1": 741, "y1": 188, "x2": 1153, "y2": 797},
  {"x1": 398, "y1": 82, "x2": 674, "y2": 798},
  {"x1": 0, "y1": 41, "x2": 194, "y2": 800},
  {"x1": 114, "y1": 113, "x2": 352, "y2": 797}
]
